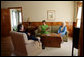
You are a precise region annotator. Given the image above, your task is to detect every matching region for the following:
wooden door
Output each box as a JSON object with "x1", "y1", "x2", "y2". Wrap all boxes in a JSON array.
[{"x1": 1, "y1": 9, "x2": 11, "y2": 37}]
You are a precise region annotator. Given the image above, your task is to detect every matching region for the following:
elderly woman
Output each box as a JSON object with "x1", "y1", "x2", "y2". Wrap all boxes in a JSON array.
[
  {"x1": 56, "y1": 22, "x2": 67, "y2": 38},
  {"x1": 56, "y1": 22, "x2": 67, "y2": 42}
]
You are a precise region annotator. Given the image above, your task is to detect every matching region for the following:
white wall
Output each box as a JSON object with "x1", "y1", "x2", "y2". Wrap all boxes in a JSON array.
[
  {"x1": 74, "y1": 1, "x2": 78, "y2": 22},
  {"x1": 1, "y1": 1, "x2": 75, "y2": 22}
]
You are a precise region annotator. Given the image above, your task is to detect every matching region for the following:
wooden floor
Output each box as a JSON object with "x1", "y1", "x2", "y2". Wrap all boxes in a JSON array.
[{"x1": 1, "y1": 36, "x2": 13, "y2": 56}]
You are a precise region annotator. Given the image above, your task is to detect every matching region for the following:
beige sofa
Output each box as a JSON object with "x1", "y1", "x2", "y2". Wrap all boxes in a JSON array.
[
  {"x1": 10, "y1": 31, "x2": 42, "y2": 56},
  {"x1": 35, "y1": 25, "x2": 68, "y2": 42}
]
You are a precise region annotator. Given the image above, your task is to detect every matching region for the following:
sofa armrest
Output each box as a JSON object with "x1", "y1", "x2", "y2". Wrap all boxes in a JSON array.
[
  {"x1": 35, "y1": 29, "x2": 38, "y2": 34},
  {"x1": 66, "y1": 31, "x2": 69, "y2": 37},
  {"x1": 36, "y1": 36, "x2": 40, "y2": 39},
  {"x1": 25, "y1": 39, "x2": 42, "y2": 45},
  {"x1": 25, "y1": 40, "x2": 42, "y2": 49},
  {"x1": 35, "y1": 29, "x2": 41, "y2": 36},
  {"x1": 25, "y1": 40, "x2": 35, "y2": 45}
]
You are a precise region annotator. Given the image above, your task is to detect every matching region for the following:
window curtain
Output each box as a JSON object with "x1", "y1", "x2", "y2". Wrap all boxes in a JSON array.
[{"x1": 11, "y1": 10, "x2": 19, "y2": 31}]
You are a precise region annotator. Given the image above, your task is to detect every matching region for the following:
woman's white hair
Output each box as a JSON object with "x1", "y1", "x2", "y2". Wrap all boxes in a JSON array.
[{"x1": 62, "y1": 22, "x2": 66, "y2": 26}]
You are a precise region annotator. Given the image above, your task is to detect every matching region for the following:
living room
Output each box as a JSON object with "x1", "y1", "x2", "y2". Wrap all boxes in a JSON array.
[{"x1": 1, "y1": 1, "x2": 83, "y2": 56}]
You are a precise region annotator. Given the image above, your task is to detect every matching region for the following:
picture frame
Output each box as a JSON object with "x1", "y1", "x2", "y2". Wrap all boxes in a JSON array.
[{"x1": 47, "y1": 10, "x2": 55, "y2": 20}]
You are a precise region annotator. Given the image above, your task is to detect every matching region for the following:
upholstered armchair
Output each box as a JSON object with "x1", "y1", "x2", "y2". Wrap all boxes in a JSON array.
[{"x1": 10, "y1": 31, "x2": 42, "y2": 56}]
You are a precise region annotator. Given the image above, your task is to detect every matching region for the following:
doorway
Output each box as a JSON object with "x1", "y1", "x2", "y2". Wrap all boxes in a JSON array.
[{"x1": 9, "y1": 7, "x2": 23, "y2": 31}]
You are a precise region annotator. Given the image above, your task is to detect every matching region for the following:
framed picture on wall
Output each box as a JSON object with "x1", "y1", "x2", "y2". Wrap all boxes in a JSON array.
[{"x1": 47, "y1": 10, "x2": 55, "y2": 20}]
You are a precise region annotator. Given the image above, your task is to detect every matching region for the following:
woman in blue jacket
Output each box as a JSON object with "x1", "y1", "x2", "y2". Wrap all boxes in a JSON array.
[
  {"x1": 56, "y1": 22, "x2": 67, "y2": 41},
  {"x1": 56, "y1": 22, "x2": 67, "y2": 42},
  {"x1": 58, "y1": 22, "x2": 67, "y2": 37}
]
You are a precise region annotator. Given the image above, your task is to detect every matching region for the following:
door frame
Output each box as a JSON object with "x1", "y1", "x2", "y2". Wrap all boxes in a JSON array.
[{"x1": 8, "y1": 7, "x2": 23, "y2": 31}]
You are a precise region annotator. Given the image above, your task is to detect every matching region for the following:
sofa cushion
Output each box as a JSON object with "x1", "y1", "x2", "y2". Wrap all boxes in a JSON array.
[
  {"x1": 51, "y1": 25, "x2": 60, "y2": 33},
  {"x1": 47, "y1": 26, "x2": 51, "y2": 33}
]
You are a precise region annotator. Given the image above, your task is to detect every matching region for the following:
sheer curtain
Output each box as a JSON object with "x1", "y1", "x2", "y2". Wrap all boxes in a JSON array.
[
  {"x1": 11, "y1": 9, "x2": 22, "y2": 31},
  {"x1": 11, "y1": 10, "x2": 18, "y2": 31},
  {"x1": 19, "y1": 12, "x2": 22, "y2": 23},
  {"x1": 77, "y1": 7, "x2": 82, "y2": 28}
]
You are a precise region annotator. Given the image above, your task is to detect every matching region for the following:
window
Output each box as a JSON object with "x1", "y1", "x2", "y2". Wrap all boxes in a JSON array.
[
  {"x1": 10, "y1": 8, "x2": 22, "y2": 31},
  {"x1": 76, "y1": 7, "x2": 82, "y2": 28},
  {"x1": 12, "y1": 11, "x2": 17, "y2": 26},
  {"x1": 11, "y1": 9, "x2": 21, "y2": 31},
  {"x1": 19, "y1": 12, "x2": 22, "y2": 23}
]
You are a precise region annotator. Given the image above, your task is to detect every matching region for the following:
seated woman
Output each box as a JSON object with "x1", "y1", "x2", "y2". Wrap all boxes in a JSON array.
[
  {"x1": 40, "y1": 20, "x2": 49, "y2": 34},
  {"x1": 56, "y1": 22, "x2": 67, "y2": 42},
  {"x1": 58, "y1": 22, "x2": 67, "y2": 37},
  {"x1": 57, "y1": 22, "x2": 67, "y2": 37},
  {"x1": 17, "y1": 24, "x2": 40, "y2": 42}
]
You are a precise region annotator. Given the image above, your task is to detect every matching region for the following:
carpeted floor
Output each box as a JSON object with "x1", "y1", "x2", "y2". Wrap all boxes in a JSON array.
[
  {"x1": 11, "y1": 37, "x2": 73, "y2": 56},
  {"x1": 2, "y1": 37, "x2": 73, "y2": 56},
  {"x1": 38, "y1": 37, "x2": 72, "y2": 56}
]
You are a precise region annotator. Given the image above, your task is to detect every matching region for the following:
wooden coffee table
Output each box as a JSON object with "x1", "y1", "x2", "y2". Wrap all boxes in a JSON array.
[{"x1": 41, "y1": 33, "x2": 62, "y2": 48}]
